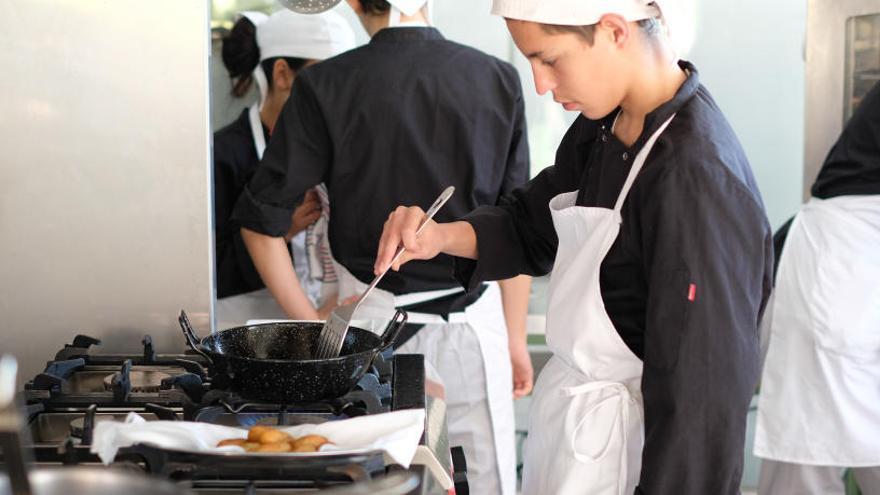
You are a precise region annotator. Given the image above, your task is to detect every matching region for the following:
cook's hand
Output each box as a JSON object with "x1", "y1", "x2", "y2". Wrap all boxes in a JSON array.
[
  {"x1": 316, "y1": 294, "x2": 358, "y2": 320},
  {"x1": 374, "y1": 206, "x2": 446, "y2": 274},
  {"x1": 285, "y1": 189, "x2": 321, "y2": 241},
  {"x1": 510, "y1": 342, "x2": 534, "y2": 399}
]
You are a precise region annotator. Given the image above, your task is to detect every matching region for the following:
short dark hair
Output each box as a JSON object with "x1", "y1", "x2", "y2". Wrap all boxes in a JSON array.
[
  {"x1": 358, "y1": 0, "x2": 392, "y2": 15},
  {"x1": 541, "y1": 17, "x2": 662, "y2": 46}
]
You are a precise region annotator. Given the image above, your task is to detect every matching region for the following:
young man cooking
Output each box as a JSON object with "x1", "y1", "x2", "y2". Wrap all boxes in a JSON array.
[{"x1": 375, "y1": 1, "x2": 773, "y2": 493}]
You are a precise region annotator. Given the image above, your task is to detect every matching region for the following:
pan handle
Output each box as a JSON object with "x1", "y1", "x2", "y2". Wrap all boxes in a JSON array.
[
  {"x1": 177, "y1": 310, "x2": 213, "y2": 366},
  {"x1": 378, "y1": 310, "x2": 408, "y2": 352}
]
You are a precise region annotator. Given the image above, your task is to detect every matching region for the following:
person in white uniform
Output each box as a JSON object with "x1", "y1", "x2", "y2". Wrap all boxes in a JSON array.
[
  {"x1": 231, "y1": 1, "x2": 535, "y2": 493},
  {"x1": 754, "y1": 81, "x2": 880, "y2": 495},
  {"x1": 375, "y1": 1, "x2": 773, "y2": 493},
  {"x1": 213, "y1": 9, "x2": 356, "y2": 328}
]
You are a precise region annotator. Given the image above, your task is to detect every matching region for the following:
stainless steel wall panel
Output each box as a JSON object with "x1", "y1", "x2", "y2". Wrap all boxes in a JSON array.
[{"x1": 0, "y1": 0, "x2": 213, "y2": 385}]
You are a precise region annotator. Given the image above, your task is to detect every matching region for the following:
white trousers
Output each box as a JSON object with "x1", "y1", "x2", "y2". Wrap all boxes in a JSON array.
[
  {"x1": 759, "y1": 459, "x2": 880, "y2": 495},
  {"x1": 398, "y1": 320, "x2": 516, "y2": 495}
]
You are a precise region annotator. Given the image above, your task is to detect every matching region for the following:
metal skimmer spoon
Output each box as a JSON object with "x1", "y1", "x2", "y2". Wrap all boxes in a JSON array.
[{"x1": 313, "y1": 186, "x2": 455, "y2": 359}]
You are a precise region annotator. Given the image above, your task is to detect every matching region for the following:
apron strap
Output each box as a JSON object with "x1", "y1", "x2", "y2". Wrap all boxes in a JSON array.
[
  {"x1": 248, "y1": 103, "x2": 267, "y2": 160},
  {"x1": 612, "y1": 113, "x2": 677, "y2": 214},
  {"x1": 563, "y1": 380, "x2": 634, "y2": 495},
  {"x1": 387, "y1": 1, "x2": 432, "y2": 27},
  {"x1": 393, "y1": 286, "x2": 465, "y2": 307}
]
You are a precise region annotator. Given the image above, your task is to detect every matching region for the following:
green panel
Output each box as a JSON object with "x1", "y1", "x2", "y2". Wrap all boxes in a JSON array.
[
  {"x1": 527, "y1": 334, "x2": 546, "y2": 346},
  {"x1": 845, "y1": 469, "x2": 863, "y2": 495}
]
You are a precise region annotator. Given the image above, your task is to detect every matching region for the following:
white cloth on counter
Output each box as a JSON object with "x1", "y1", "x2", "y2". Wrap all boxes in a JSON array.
[{"x1": 91, "y1": 409, "x2": 425, "y2": 468}]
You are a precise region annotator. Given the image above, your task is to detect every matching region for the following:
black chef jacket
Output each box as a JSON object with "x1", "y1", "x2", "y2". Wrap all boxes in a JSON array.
[
  {"x1": 457, "y1": 62, "x2": 773, "y2": 494},
  {"x1": 811, "y1": 80, "x2": 880, "y2": 199},
  {"x1": 232, "y1": 27, "x2": 529, "y2": 311},
  {"x1": 214, "y1": 109, "x2": 291, "y2": 298}
]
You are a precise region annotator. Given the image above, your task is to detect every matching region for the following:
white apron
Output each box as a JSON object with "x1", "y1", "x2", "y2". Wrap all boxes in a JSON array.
[
  {"x1": 333, "y1": 261, "x2": 517, "y2": 495},
  {"x1": 522, "y1": 114, "x2": 675, "y2": 495},
  {"x1": 755, "y1": 195, "x2": 880, "y2": 466},
  {"x1": 215, "y1": 105, "x2": 331, "y2": 328}
]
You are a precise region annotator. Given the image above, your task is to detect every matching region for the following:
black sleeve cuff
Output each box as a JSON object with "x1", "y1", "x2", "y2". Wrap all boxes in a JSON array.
[
  {"x1": 230, "y1": 185, "x2": 293, "y2": 238},
  {"x1": 452, "y1": 256, "x2": 480, "y2": 293}
]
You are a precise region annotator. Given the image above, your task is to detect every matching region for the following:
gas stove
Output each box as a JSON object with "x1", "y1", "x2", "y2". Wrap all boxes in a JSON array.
[{"x1": 3, "y1": 333, "x2": 466, "y2": 494}]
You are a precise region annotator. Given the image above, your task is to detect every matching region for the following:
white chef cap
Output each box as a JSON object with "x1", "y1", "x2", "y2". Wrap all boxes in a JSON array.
[
  {"x1": 248, "y1": 9, "x2": 356, "y2": 108},
  {"x1": 492, "y1": 0, "x2": 660, "y2": 26},
  {"x1": 491, "y1": 0, "x2": 693, "y2": 56},
  {"x1": 256, "y1": 9, "x2": 356, "y2": 62}
]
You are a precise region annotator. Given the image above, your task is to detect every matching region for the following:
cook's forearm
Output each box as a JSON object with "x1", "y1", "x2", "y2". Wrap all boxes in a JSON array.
[
  {"x1": 241, "y1": 227, "x2": 318, "y2": 320},
  {"x1": 439, "y1": 221, "x2": 479, "y2": 259},
  {"x1": 498, "y1": 274, "x2": 531, "y2": 346}
]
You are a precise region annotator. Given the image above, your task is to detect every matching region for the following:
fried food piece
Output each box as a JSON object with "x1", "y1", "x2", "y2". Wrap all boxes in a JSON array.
[
  {"x1": 241, "y1": 442, "x2": 261, "y2": 452},
  {"x1": 293, "y1": 434, "x2": 329, "y2": 450},
  {"x1": 233, "y1": 426, "x2": 331, "y2": 453},
  {"x1": 217, "y1": 438, "x2": 247, "y2": 448},
  {"x1": 247, "y1": 426, "x2": 271, "y2": 443},
  {"x1": 257, "y1": 428, "x2": 291, "y2": 444},
  {"x1": 254, "y1": 442, "x2": 291, "y2": 453},
  {"x1": 290, "y1": 443, "x2": 318, "y2": 453}
]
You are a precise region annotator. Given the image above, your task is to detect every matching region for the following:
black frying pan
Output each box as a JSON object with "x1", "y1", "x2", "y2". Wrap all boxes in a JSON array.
[{"x1": 178, "y1": 310, "x2": 407, "y2": 403}]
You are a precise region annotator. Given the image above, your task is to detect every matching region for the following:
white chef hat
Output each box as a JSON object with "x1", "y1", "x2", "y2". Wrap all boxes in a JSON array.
[
  {"x1": 491, "y1": 0, "x2": 693, "y2": 56},
  {"x1": 491, "y1": 0, "x2": 660, "y2": 26},
  {"x1": 248, "y1": 9, "x2": 357, "y2": 107},
  {"x1": 256, "y1": 9, "x2": 356, "y2": 61}
]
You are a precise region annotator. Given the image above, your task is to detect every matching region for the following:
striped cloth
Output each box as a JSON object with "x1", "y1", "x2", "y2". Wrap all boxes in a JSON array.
[{"x1": 305, "y1": 184, "x2": 337, "y2": 284}]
